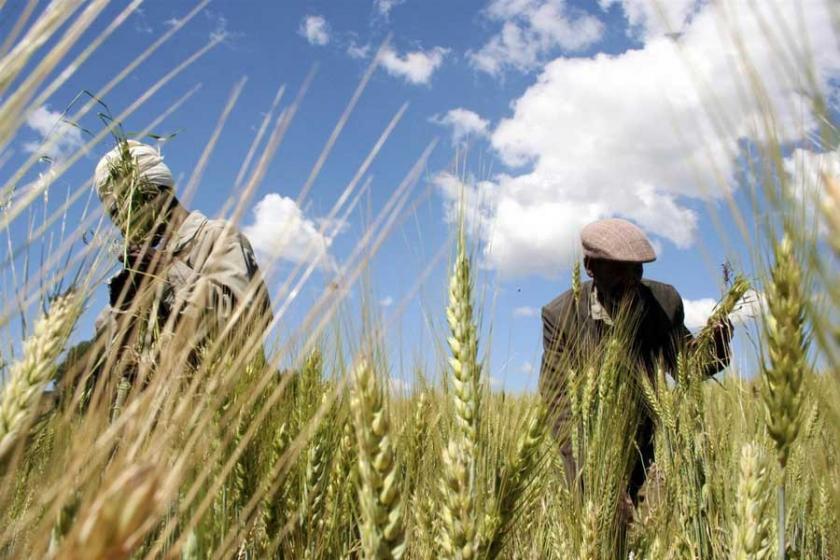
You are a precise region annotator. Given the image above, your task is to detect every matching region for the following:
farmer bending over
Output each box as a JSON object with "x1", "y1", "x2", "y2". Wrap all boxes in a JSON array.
[
  {"x1": 60, "y1": 140, "x2": 271, "y2": 392},
  {"x1": 538, "y1": 218, "x2": 731, "y2": 504}
]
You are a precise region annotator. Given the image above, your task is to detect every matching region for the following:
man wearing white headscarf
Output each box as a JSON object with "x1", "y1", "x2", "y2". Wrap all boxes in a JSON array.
[{"x1": 82, "y1": 140, "x2": 272, "y2": 382}]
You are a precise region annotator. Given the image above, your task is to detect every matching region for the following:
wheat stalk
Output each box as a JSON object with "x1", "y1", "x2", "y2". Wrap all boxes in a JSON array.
[
  {"x1": 324, "y1": 414, "x2": 356, "y2": 551},
  {"x1": 485, "y1": 405, "x2": 545, "y2": 558},
  {"x1": 579, "y1": 499, "x2": 600, "y2": 560},
  {"x1": 300, "y1": 412, "x2": 329, "y2": 541},
  {"x1": 821, "y1": 172, "x2": 840, "y2": 256},
  {"x1": 761, "y1": 233, "x2": 808, "y2": 560}
]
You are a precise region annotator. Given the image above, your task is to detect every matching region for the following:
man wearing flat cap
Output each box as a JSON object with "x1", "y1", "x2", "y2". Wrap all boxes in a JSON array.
[
  {"x1": 538, "y1": 217, "x2": 732, "y2": 504},
  {"x1": 58, "y1": 140, "x2": 271, "y2": 393}
]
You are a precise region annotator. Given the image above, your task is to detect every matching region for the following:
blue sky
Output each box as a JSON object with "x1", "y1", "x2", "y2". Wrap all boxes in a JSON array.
[{"x1": 2, "y1": 0, "x2": 838, "y2": 390}]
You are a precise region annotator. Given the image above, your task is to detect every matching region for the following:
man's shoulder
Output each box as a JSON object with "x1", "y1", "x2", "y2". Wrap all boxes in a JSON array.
[
  {"x1": 542, "y1": 281, "x2": 590, "y2": 320},
  {"x1": 640, "y1": 279, "x2": 683, "y2": 319},
  {"x1": 196, "y1": 215, "x2": 253, "y2": 248},
  {"x1": 201, "y1": 215, "x2": 241, "y2": 237}
]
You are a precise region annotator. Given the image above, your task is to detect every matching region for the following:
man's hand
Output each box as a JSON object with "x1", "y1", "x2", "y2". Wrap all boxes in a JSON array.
[
  {"x1": 109, "y1": 246, "x2": 170, "y2": 310},
  {"x1": 711, "y1": 316, "x2": 734, "y2": 342},
  {"x1": 118, "y1": 246, "x2": 168, "y2": 276}
]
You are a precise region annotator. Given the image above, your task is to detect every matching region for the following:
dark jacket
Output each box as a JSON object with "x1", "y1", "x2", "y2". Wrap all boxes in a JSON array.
[
  {"x1": 540, "y1": 279, "x2": 690, "y2": 386},
  {"x1": 538, "y1": 279, "x2": 730, "y2": 500}
]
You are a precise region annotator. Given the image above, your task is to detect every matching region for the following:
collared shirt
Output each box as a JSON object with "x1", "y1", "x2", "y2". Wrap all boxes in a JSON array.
[{"x1": 588, "y1": 285, "x2": 614, "y2": 326}]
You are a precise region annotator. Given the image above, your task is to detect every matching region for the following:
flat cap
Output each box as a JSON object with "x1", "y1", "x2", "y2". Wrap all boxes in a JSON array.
[{"x1": 580, "y1": 218, "x2": 656, "y2": 263}]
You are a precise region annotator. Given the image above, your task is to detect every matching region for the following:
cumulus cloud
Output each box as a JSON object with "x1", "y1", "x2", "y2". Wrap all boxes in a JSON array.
[
  {"x1": 599, "y1": 0, "x2": 700, "y2": 40},
  {"x1": 205, "y1": 11, "x2": 231, "y2": 43},
  {"x1": 783, "y1": 147, "x2": 840, "y2": 234},
  {"x1": 431, "y1": 108, "x2": 490, "y2": 144},
  {"x1": 469, "y1": 0, "x2": 605, "y2": 75},
  {"x1": 683, "y1": 288, "x2": 766, "y2": 330},
  {"x1": 730, "y1": 289, "x2": 766, "y2": 326},
  {"x1": 299, "y1": 15, "x2": 330, "y2": 46},
  {"x1": 682, "y1": 297, "x2": 717, "y2": 330},
  {"x1": 23, "y1": 105, "x2": 85, "y2": 161},
  {"x1": 374, "y1": 0, "x2": 404, "y2": 17},
  {"x1": 380, "y1": 295, "x2": 394, "y2": 307},
  {"x1": 447, "y1": 1, "x2": 839, "y2": 278},
  {"x1": 347, "y1": 41, "x2": 371, "y2": 59},
  {"x1": 513, "y1": 305, "x2": 538, "y2": 317},
  {"x1": 378, "y1": 45, "x2": 447, "y2": 85},
  {"x1": 244, "y1": 194, "x2": 336, "y2": 269}
]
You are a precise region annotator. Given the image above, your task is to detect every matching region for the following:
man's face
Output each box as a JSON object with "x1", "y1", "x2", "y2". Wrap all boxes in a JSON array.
[
  {"x1": 585, "y1": 258, "x2": 643, "y2": 298},
  {"x1": 102, "y1": 186, "x2": 170, "y2": 247}
]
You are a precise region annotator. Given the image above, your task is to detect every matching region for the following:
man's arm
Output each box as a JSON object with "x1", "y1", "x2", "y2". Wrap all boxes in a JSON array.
[
  {"x1": 669, "y1": 294, "x2": 732, "y2": 378},
  {"x1": 164, "y1": 226, "x2": 270, "y2": 344}
]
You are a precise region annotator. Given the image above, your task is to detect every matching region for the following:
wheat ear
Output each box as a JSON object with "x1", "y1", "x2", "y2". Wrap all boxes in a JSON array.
[
  {"x1": 732, "y1": 443, "x2": 773, "y2": 560},
  {"x1": 59, "y1": 463, "x2": 162, "y2": 560},
  {"x1": 485, "y1": 406, "x2": 546, "y2": 558},
  {"x1": 439, "y1": 225, "x2": 483, "y2": 559},
  {"x1": 446, "y1": 226, "x2": 481, "y2": 451},
  {"x1": 572, "y1": 260, "x2": 582, "y2": 305},
  {"x1": 350, "y1": 359, "x2": 405, "y2": 560},
  {"x1": 0, "y1": 292, "x2": 80, "y2": 461},
  {"x1": 579, "y1": 500, "x2": 600, "y2": 560},
  {"x1": 761, "y1": 233, "x2": 808, "y2": 560},
  {"x1": 762, "y1": 234, "x2": 807, "y2": 469},
  {"x1": 691, "y1": 274, "x2": 749, "y2": 367}
]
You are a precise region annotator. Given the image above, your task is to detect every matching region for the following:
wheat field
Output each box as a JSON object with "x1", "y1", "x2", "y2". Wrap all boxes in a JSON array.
[{"x1": 1, "y1": 1, "x2": 839, "y2": 559}]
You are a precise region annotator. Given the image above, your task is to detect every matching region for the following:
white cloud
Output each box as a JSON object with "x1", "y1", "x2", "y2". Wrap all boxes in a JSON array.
[
  {"x1": 783, "y1": 147, "x2": 840, "y2": 234},
  {"x1": 374, "y1": 0, "x2": 404, "y2": 17},
  {"x1": 244, "y1": 194, "x2": 335, "y2": 269},
  {"x1": 299, "y1": 15, "x2": 330, "y2": 46},
  {"x1": 683, "y1": 288, "x2": 766, "y2": 330},
  {"x1": 513, "y1": 305, "x2": 538, "y2": 317},
  {"x1": 682, "y1": 297, "x2": 716, "y2": 330},
  {"x1": 446, "y1": 1, "x2": 839, "y2": 278},
  {"x1": 519, "y1": 361, "x2": 534, "y2": 374},
  {"x1": 469, "y1": 0, "x2": 604, "y2": 75},
  {"x1": 23, "y1": 105, "x2": 85, "y2": 161},
  {"x1": 380, "y1": 296, "x2": 394, "y2": 307},
  {"x1": 599, "y1": 0, "x2": 700, "y2": 40},
  {"x1": 347, "y1": 41, "x2": 371, "y2": 59},
  {"x1": 208, "y1": 12, "x2": 230, "y2": 42},
  {"x1": 389, "y1": 376, "x2": 412, "y2": 393},
  {"x1": 431, "y1": 108, "x2": 490, "y2": 144},
  {"x1": 133, "y1": 8, "x2": 153, "y2": 34},
  {"x1": 378, "y1": 45, "x2": 447, "y2": 85},
  {"x1": 729, "y1": 289, "x2": 766, "y2": 326}
]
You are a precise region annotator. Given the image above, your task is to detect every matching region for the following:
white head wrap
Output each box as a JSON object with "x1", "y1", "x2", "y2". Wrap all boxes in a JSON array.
[{"x1": 93, "y1": 140, "x2": 175, "y2": 197}]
